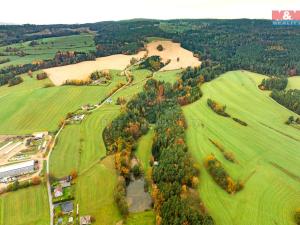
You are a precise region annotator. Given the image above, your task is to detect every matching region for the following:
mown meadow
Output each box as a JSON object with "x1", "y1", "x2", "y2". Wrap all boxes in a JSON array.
[{"x1": 183, "y1": 70, "x2": 300, "y2": 225}]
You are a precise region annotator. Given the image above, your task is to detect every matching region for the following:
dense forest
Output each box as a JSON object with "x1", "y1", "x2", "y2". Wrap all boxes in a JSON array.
[
  {"x1": 103, "y1": 73, "x2": 215, "y2": 224},
  {"x1": 1, "y1": 19, "x2": 299, "y2": 84},
  {"x1": 270, "y1": 89, "x2": 300, "y2": 115},
  {"x1": 259, "y1": 77, "x2": 288, "y2": 90}
]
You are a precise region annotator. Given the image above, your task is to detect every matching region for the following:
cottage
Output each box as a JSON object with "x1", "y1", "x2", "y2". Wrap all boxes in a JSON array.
[
  {"x1": 80, "y1": 215, "x2": 91, "y2": 225},
  {"x1": 106, "y1": 98, "x2": 113, "y2": 104},
  {"x1": 61, "y1": 201, "x2": 74, "y2": 214},
  {"x1": 59, "y1": 180, "x2": 71, "y2": 188},
  {"x1": 54, "y1": 186, "x2": 63, "y2": 198},
  {"x1": 72, "y1": 114, "x2": 85, "y2": 121},
  {"x1": 0, "y1": 160, "x2": 35, "y2": 178}
]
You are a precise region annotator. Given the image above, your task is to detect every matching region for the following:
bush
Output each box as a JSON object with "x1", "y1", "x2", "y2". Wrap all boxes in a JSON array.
[
  {"x1": 157, "y1": 44, "x2": 164, "y2": 51},
  {"x1": 114, "y1": 177, "x2": 129, "y2": 216},
  {"x1": 36, "y1": 72, "x2": 48, "y2": 80},
  {"x1": 32, "y1": 176, "x2": 41, "y2": 185},
  {"x1": 232, "y1": 117, "x2": 248, "y2": 126},
  {"x1": 207, "y1": 98, "x2": 230, "y2": 117},
  {"x1": 132, "y1": 164, "x2": 141, "y2": 178},
  {"x1": 8, "y1": 76, "x2": 23, "y2": 86}
]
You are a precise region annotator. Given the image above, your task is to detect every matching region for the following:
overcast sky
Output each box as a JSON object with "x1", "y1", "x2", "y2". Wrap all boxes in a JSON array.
[{"x1": 1, "y1": 0, "x2": 299, "y2": 24}]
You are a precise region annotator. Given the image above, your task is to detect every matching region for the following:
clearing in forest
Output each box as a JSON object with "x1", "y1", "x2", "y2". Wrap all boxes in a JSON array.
[{"x1": 146, "y1": 40, "x2": 200, "y2": 71}]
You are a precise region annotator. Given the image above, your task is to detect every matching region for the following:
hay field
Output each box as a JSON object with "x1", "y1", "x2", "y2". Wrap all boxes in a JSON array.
[
  {"x1": 146, "y1": 40, "x2": 200, "y2": 71},
  {"x1": 0, "y1": 71, "x2": 125, "y2": 135},
  {"x1": 183, "y1": 71, "x2": 300, "y2": 225},
  {"x1": 0, "y1": 34, "x2": 95, "y2": 69},
  {"x1": 0, "y1": 185, "x2": 49, "y2": 225},
  {"x1": 45, "y1": 51, "x2": 146, "y2": 86}
]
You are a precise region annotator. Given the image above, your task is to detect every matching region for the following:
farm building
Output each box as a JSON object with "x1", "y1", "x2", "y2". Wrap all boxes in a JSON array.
[
  {"x1": 0, "y1": 160, "x2": 35, "y2": 178},
  {"x1": 32, "y1": 131, "x2": 48, "y2": 139}
]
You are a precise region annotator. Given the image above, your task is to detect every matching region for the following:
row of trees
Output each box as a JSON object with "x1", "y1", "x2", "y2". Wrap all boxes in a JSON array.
[
  {"x1": 259, "y1": 77, "x2": 288, "y2": 90},
  {"x1": 207, "y1": 98, "x2": 230, "y2": 117},
  {"x1": 270, "y1": 89, "x2": 300, "y2": 115},
  {"x1": 204, "y1": 154, "x2": 243, "y2": 194},
  {"x1": 0, "y1": 51, "x2": 95, "y2": 86},
  {"x1": 208, "y1": 139, "x2": 236, "y2": 163}
]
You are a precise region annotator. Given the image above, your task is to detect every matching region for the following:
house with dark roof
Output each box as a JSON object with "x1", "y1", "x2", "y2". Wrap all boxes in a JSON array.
[{"x1": 61, "y1": 201, "x2": 73, "y2": 214}]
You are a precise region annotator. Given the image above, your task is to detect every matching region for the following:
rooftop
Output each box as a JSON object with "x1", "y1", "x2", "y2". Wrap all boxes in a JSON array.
[{"x1": 0, "y1": 160, "x2": 35, "y2": 174}]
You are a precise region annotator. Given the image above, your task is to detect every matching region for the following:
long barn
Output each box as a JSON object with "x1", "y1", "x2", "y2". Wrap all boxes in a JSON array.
[{"x1": 0, "y1": 160, "x2": 35, "y2": 178}]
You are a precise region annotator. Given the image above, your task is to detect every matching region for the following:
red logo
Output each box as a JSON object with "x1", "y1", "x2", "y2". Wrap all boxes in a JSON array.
[{"x1": 272, "y1": 10, "x2": 300, "y2": 20}]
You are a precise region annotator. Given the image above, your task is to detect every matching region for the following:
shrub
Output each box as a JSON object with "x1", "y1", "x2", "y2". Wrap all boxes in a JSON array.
[
  {"x1": 132, "y1": 164, "x2": 142, "y2": 178},
  {"x1": 207, "y1": 98, "x2": 230, "y2": 117},
  {"x1": 232, "y1": 117, "x2": 248, "y2": 126},
  {"x1": 157, "y1": 44, "x2": 164, "y2": 51},
  {"x1": 8, "y1": 76, "x2": 23, "y2": 86},
  {"x1": 114, "y1": 177, "x2": 129, "y2": 216},
  {"x1": 36, "y1": 72, "x2": 48, "y2": 80},
  {"x1": 32, "y1": 176, "x2": 41, "y2": 185}
]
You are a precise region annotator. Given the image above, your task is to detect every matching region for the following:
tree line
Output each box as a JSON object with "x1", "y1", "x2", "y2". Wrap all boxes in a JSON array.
[
  {"x1": 270, "y1": 89, "x2": 300, "y2": 115},
  {"x1": 259, "y1": 77, "x2": 288, "y2": 90},
  {"x1": 0, "y1": 51, "x2": 95, "y2": 86},
  {"x1": 103, "y1": 77, "x2": 214, "y2": 224}
]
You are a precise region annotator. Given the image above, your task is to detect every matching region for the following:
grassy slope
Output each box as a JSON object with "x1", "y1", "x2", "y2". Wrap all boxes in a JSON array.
[
  {"x1": 154, "y1": 69, "x2": 181, "y2": 84},
  {"x1": 287, "y1": 76, "x2": 300, "y2": 90},
  {"x1": 136, "y1": 128, "x2": 154, "y2": 172},
  {"x1": 0, "y1": 71, "x2": 125, "y2": 135},
  {"x1": 0, "y1": 34, "x2": 95, "y2": 69},
  {"x1": 50, "y1": 104, "x2": 120, "y2": 177},
  {"x1": 125, "y1": 211, "x2": 155, "y2": 225},
  {"x1": 75, "y1": 156, "x2": 122, "y2": 225},
  {"x1": 183, "y1": 71, "x2": 300, "y2": 225},
  {"x1": 0, "y1": 185, "x2": 49, "y2": 225}
]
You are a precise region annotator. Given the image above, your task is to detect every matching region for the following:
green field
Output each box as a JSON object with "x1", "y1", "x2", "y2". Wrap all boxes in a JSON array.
[
  {"x1": 0, "y1": 185, "x2": 49, "y2": 225},
  {"x1": 136, "y1": 128, "x2": 154, "y2": 172},
  {"x1": 75, "y1": 156, "x2": 122, "y2": 225},
  {"x1": 183, "y1": 70, "x2": 300, "y2": 225},
  {"x1": 125, "y1": 211, "x2": 155, "y2": 225},
  {"x1": 287, "y1": 76, "x2": 300, "y2": 90},
  {"x1": 50, "y1": 104, "x2": 121, "y2": 177},
  {"x1": 0, "y1": 34, "x2": 95, "y2": 69},
  {"x1": 0, "y1": 71, "x2": 125, "y2": 135},
  {"x1": 153, "y1": 69, "x2": 181, "y2": 84}
]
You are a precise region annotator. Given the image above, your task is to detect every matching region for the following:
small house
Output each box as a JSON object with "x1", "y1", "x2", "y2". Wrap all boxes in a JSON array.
[
  {"x1": 80, "y1": 215, "x2": 91, "y2": 225},
  {"x1": 59, "y1": 180, "x2": 71, "y2": 188},
  {"x1": 54, "y1": 186, "x2": 63, "y2": 198},
  {"x1": 61, "y1": 201, "x2": 74, "y2": 214},
  {"x1": 106, "y1": 98, "x2": 113, "y2": 104}
]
